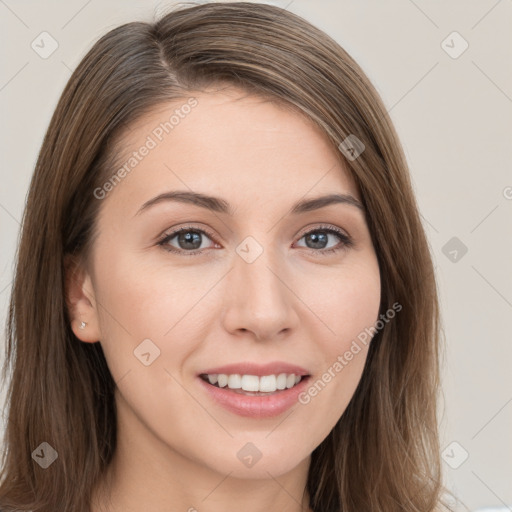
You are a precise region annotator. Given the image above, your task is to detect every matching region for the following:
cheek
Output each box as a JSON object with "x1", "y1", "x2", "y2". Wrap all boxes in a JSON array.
[
  {"x1": 297, "y1": 258, "x2": 380, "y2": 427},
  {"x1": 329, "y1": 273, "x2": 381, "y2": 347},
  {"x1": 90, "y1": 246, "x2": 219, "y2": 377},
  {"x1": 307, "y1": 256, "x2": 381, "y2": 354}
]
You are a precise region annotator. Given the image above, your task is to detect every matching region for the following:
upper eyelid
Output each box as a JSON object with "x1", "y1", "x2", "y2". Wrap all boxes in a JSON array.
[{"x1": 296, "y1": 224, "x2": 349, "y2": 238}]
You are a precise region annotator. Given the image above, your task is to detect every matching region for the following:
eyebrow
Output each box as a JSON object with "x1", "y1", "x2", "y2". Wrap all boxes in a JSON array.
[{"x1": 135, "y1": 190, "x2": 365, "y2": 217}]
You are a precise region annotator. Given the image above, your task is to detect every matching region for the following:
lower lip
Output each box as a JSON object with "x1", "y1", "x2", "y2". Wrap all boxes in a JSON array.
[{"x1": 197, "y1": 376, "x2": 311, "y2": 419}]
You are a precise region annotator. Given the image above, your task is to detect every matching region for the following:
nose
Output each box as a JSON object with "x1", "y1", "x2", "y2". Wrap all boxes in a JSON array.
[{"x1": 221, "y1": 247, "x2": 300, "y2": 341}]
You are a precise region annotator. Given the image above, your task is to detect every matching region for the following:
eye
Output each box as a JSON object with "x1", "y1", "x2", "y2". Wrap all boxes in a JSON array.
[
  {"x1": 157, "y1": 225, "x2": 219, "y2": 256},
  {"x1": 294, "y1": 224, "x2": 354, "y2": 256},
  {"x1": 157, "y1": 223, "x2": 354, "y2": 257}
]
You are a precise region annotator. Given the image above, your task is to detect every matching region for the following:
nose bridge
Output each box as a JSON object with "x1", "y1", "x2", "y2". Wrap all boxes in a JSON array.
[
  {"x1": 222, "y1": 234, "x2": 297, "y2": 338},
  {"x1": 236, "y1": 236, "x2": 287, "y2": 306}
]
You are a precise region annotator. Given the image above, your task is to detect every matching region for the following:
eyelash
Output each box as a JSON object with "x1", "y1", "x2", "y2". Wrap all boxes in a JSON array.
[{"x1": 157, "y1": 224, "x2": 354, "y2": 257}]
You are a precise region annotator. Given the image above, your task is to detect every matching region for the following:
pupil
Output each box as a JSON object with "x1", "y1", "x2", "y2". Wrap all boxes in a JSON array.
[
  {"x1": 306, "y1": 232, "x2": 327, "y2": 249},
  {"x1": 179, "y1": 231, "x2": 201, "y2": 250}
]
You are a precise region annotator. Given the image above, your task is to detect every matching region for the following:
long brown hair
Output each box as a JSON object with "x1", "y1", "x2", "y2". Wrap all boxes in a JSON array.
[{"x1": 0, "y1": 2, "x2": 450, "y2": 510}]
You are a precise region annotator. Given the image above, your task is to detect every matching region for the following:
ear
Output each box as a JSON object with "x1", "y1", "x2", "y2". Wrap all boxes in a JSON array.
[{"x1": 64, "y1": 254, "x2": 101, "y2": 343}]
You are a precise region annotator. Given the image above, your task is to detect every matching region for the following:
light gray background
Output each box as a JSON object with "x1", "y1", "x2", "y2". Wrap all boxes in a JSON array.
[{"x1": 1, "y1": 1, "x2": 511, "y2": 510}]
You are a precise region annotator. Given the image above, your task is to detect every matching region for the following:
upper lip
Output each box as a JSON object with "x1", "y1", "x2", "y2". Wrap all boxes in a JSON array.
[{"x1": 198, "y1": 361, "x2": 310, "y2": 377}]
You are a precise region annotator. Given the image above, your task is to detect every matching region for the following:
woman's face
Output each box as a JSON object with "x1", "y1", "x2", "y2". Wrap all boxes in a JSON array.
[{"x1": 72, "y1": 86, "x2": 381, "y2": 482}]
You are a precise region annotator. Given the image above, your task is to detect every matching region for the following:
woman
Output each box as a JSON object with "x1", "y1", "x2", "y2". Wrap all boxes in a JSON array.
[{"x1": 0, "y1": 2, "x2": 451, "y2": 511}]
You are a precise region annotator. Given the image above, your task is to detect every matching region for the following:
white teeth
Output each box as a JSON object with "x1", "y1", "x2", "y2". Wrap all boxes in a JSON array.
[
  {"x1": 204, "y1": 373, "x2": 304, "y2": 392},
  {"x1": 241, "y1": 375, "x2": 259, "y2": 392},
  {"x1": 259, "y1": 375, "x2": 276, "y2": 392},
  {"x1": 227, "y1": 374, "x2": 242, "y2": 389},
  {"x1": 276, "y1": 373, "x2": 287, "y2": 390}
]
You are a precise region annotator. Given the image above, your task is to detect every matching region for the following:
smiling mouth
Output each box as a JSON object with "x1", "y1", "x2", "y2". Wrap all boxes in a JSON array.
[{"x1": 199, "y1": 373, "x2": 310, "y2": 396}]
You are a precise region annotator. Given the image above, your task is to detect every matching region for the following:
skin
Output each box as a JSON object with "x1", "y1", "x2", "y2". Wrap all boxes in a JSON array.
[{"x1": 67, "y1": 85, "x2": 381, "y2": 512}]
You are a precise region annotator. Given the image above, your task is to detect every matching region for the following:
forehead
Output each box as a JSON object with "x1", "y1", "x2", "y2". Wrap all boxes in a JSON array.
[{"x1": 102, "y1": 86, "x2": 361, "y2": 214}]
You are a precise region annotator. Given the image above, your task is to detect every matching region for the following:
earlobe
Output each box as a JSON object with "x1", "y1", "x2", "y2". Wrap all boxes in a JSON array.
[{"x1": 64, "y1": 254, "x2": 101, "y2": 343}]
